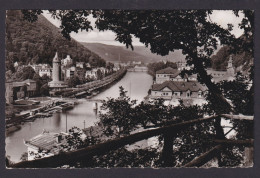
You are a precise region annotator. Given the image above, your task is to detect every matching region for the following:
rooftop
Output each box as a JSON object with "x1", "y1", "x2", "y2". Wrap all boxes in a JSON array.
[
  {"x1": 152, "y1": 81, "x2": 207, "y2": 92},
  {"x1": 156, "y1": 67, "x2": 178, "y2": 74},
  {"x1": 24, "y1": 131, "x2": 68, "y2": 154}
]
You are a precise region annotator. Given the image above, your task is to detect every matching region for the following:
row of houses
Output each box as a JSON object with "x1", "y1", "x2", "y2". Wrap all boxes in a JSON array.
[
  {"x1": 155, "y1": 67, "x2": 197, "y2": 84},
  {"x1": 22, "y1": 54, "x2": 121, "y2": 81},
  {"x1": 151, "y1": 80, "x2": 207, "y2": 100},
  {"x1": 150, "y1": 55, "x2": 236, "y2": 101},
  {"x1": 151, "y1": 67, "x2": 206, "y2": 100}
]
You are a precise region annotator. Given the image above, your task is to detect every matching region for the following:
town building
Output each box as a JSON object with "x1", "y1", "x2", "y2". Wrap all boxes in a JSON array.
[
  {"x1": 151, "y1": 81, "x2": 207, "y2": 100},
  {"x1": 13, "y1": 61, "x2": 19, "y2": 68},
  {"x1": 30, "y1": 64, "x2": 51, "y2": 74},
  {"x1": 5, "y1": 81, "x2": 14, "y2": 104},
  {"x1": 23, "y1": 79, "x2": 37, "y2": 97},
  {"x1": 113, "y1": 66, "x2": 120, "y2": 71},
  {"x1": 12, "y1": 81, "x2": 26, "y2": 100},
  {"x1": 132, "y1": 61, "x2": 142, "y2": 65},
  {"x1": 85, "y1": 63, "x2": 91, "y2": 68},
  {"x1": 155, "y1": 67, "x2": 197, "y2": 84},
  {"x1": 76, "y1": 62, "x2": 84, "y2": 69},
  {"x1": 6, "y1": 79, "x2": 37, "y2": 103},
  {"x1": 24, "y1": 130, "x2": 68, "y2": 161},
  {"x1": 98, "y1": 67, "x2": 107, "y2": 74},
  {"x1": 39, "y1": 68, "x2": 52, "y2": 77},
  {"x1": 85, "y1": 69, "x2": 98, "y2": 80},
  {"x1": 61, "y1": 55, "x2": 73, "y2": 67},
  {"x1": 176, "y1": 61, "x2": 187, "y2": 70},
  {"x1": 65, "y1": 66, "x2": 76, "y2": 78},
  {"x1": 48, "y1": 52, "x2": 68, "y2": 95},
  {"x1": 207, "y1": 55, "x2": 235, "y2": 83}
]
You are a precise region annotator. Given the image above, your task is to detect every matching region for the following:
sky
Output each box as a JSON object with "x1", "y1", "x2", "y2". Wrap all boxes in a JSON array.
[{"x1": 43, "y1": 10, "x2": 244, "y2": 47}]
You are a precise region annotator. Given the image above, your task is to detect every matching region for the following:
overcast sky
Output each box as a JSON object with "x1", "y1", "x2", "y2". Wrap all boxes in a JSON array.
[{"x1": 43, "y1": 10, "x2": 244, "y2": 46}]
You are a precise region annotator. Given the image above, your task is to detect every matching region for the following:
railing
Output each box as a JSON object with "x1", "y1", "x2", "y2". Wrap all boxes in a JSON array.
[{"x1": 10, "y1": 114, "x2": 253, "y2": 168}]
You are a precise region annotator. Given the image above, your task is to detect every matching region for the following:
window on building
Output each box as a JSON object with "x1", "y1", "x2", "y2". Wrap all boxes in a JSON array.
[
  {"x1": 198, "y1": 91, "x2": 202, "y2": 98},
  {"x1": 187, "y1": 92, "x2": 190, "y2": 97}
]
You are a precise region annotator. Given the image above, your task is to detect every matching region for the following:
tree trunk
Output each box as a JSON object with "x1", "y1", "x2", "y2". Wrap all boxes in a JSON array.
[
  {"x1": 161, "y1": 131, "x2": 175, "y2": 167},
  {"x1": 214, "y1": 117, "x2": 225, "y2": 167}
]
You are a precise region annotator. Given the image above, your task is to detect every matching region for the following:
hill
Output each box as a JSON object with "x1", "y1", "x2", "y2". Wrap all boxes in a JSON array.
[
  {"x1": 81, "y1": 42, "x2": 186, "y2": 63},
  {"x1": 211, "y1": 37, "x2": 253, "y2": 72},
  {"x1": 5, "y1": 10, "x2": 106, "y2": 71}
]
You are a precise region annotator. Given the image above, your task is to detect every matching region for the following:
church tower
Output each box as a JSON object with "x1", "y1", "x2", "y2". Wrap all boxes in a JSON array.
[
  {"x1": 52, "y1": 52, "x2": 61, "y2": 82},
  {"x1": 48, "y1": 52, "x2": 67, "y2": 95},
  {"x1": 227, "y1": 55, "x2": 235, "y2": 75}
]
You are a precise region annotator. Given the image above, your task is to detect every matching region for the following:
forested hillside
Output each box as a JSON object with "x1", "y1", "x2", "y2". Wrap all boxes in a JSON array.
[
  {"x1": 5, "y1": 10, "x2": 106, "y2": 71},
  {"x1": 81, "y1": 42, "x2": 151, "y2": 63},
  {"x1": 82, "y1": 43, "x2": 186, "y2": 63},
  {"x1": 211, "y1": 38, "x2": 253, "y2": 72}
]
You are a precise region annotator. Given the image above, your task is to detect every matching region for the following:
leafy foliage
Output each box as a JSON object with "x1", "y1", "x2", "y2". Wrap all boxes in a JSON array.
[
  {"x1": 67, "y1": 75, "x2": 81, "y2": 88},
  {"x1": 211, "y1": 44, "x2": 253, "y2": 71},
  {"x1": 147, "y1": 61, "x2": 177, "y2": 78}
]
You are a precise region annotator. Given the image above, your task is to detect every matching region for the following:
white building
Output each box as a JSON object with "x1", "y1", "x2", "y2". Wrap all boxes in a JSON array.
[
  {"x1": 85, "y1": 69, "x2": 98, "y2": 79},
  {"x1": 85, "y1": 63, "x2": 91, "y2": 68},
  {"x1": 207, "y1": 55, "x2": 235, "y2": 83},
  {"x1": 65, "y1": 66, "x2": 76, "y2": 78},
  {"x1": 76, "y1": 62, "x2": 84, "y2": 69},
  {"x1": 113, "y1": 67, "x2": 120, "y2": 71},
  {"x1": 14, "y1": 61, "x2": 19, "y2": 67},
  {"x1": 39, "y1": 68, "x2": 52, "y2": 77},
  {"x1": 98, "y1": 67, "x2": 107, "y2": 74},
  {"x1": 155, "y1": 67, "x2": 196, "y2": 84},
  {"x1": 24, "y1": 130, "x2": 68, "y2": 161},
  {"x1": 61, "y1": 55, "x2": 73, "y2": 67},
  {"x1": 30, "y1": 64, "x2": 51, "y2": 76},
  {"x1": 151, "y1": 81, "x2": 207, "y2": 100}
]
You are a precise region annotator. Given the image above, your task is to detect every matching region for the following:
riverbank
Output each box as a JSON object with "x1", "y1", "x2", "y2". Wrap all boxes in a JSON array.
[
  {"x1": 5, "y1": 99, "x2": 76, "y2": 133},
  {"x1": 62, "y1": 68, "x2": 127, "y2": 98},
  {"x1": 6, "y1": 72, "x2": 153, "y2": 163}
]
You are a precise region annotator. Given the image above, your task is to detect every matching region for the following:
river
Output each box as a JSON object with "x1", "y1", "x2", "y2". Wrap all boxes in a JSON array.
[{"x1": 5, "y1": 72, "x2": 153, "y2": 163}]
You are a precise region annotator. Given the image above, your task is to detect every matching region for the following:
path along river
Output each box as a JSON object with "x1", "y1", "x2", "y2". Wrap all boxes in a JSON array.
[{"x1": 6, "y1": 72, "x2": 153, "y2": 163}]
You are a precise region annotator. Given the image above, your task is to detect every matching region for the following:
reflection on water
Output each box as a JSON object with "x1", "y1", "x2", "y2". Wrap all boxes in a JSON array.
[
  {"x1": 6, "y1": 72, "x2": 153, "y2": 163},
  {"x1": 53, "y1": 113, "x2": 61, "y2": 127}
]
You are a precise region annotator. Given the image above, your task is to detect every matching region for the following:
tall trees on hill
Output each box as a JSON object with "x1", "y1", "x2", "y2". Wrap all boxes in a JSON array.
[{"x1": 5, "y1": 10, "x2": 106, "y2": 68}]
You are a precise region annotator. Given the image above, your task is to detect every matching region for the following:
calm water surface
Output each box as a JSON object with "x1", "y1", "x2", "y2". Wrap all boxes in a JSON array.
[{"x1": 6, "y1": 72, "x2": 153, "y2": 163}]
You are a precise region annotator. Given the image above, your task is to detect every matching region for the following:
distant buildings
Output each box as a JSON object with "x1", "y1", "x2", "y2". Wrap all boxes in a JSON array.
[
  {"x1": 65, "y1": 66, "x2": 76, "y2": 78},
  {"x1": 39, "y1": 68, "x2": 52, "y2": 77},
  {"x1": 30, "y1": 64, "x2": 52, "y2": 77},
  {"x1": 76, "y1": 62, "x2": 84, "y2": 69},
  {"x1": 151, "y1": 66, "x2": 206, "y2": 101},
  {"x1": 155, "y1": 67, "x2": 196, "y2": 84},
  {"x1": 61, "y1": 55, "x2": 73, "y2": 67},
  {"x1": 207, "y1": 55, "x2": 235, "y2": 83},
  {"x1": 85, "y1": 69, "x2": 98, "y2": 80},
  {"x1": 150, "y1": 55, "x2": 236, "y2": 102}
]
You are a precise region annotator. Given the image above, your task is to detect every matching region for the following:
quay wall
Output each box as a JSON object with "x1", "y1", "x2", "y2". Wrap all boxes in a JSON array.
[{"x1": 62, "y1": 68, "x2": 127, "y2": 97}]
